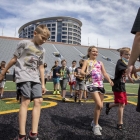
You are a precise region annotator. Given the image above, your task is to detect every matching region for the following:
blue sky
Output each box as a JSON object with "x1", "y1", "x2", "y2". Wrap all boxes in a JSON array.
[{"x1": 0, "y1": 0, "x2": 139, "y2": 48}]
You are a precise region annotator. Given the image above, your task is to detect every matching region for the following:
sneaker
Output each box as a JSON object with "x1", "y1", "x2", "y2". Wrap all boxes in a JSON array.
[
  {"x1": 93, "y1": 125, "x2": 102, "y2": 135},
  {"x1": 62, "y1": 98, "x2": 66, "y2": 102},
  {"x1": 1, "y1": 94, "x2": 3, "y2": 99},
  {"x1": 14, "y1": 136, "x2": 27, "y2": 140},
  {"x1": 91, "y1": 121, "x2": 102, "y2": 131},
  {"x1": 70, "y1": 95, "x2": 73, "y2": 98},
  {"x1": 106, "y1": 103, "x2": 111, "y2": 115},
  {"x1": 117, "y1": 124, "x2": 125, "y2": 131},
  {"x1": 28, "y1": 132, "x2": 39, "y2": 140},
  {"x1": 78, "y1": 100, "x2": 83, "y2": 105},
  {"x1": 53, "y1": 91, "x2": 56, "y2": 95},
  {"x1": 56, "y1": 91, "x2": 60, "y2": 95}
]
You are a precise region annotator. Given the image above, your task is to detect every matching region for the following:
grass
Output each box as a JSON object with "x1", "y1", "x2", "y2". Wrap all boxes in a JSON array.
[{"x1": 5, "y1": 81, "x2": 139, "y2": 94}]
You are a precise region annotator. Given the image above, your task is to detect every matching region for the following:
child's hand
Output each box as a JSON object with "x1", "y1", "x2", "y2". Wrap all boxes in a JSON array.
[
  {"x1": 42, "y1": 86, "x2": 46, "y2": 94},
  {"x1": 109, "y1": 80, "x2": 114, "y2": 86}
]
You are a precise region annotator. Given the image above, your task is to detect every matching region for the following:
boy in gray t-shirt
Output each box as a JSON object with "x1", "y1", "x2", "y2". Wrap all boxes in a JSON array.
[{"x1": 0, "y1": 24, "x2": 50, "y2": 140}]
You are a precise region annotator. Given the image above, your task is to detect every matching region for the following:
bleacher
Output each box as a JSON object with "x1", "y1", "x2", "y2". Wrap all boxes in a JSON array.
[{"x1": 0, "y1": 36, "x2": 138, "y2": 78}]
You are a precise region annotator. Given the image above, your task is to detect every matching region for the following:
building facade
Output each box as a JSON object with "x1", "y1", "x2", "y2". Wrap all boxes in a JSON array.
[{"x1": 18, "y1": 16, "x2": 82, "y2": 45}]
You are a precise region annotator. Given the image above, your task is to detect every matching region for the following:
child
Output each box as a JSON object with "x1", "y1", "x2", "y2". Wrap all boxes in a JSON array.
[
  {"x1": 106, "y1": 47, "x2": 131, "y2": 130},
  {"x1": 74, "y1": 59, "x2": 85, "y2": 104},
  {"x1": 0, "y1": 24, "x2": 50, "y2": 140},
  {"x1": 127, "y1": 7, "x2": 140, "y2": 112},
  {"x1": 69, "y1": 60, "x2": 77, "y2": 98},
  {"x1": 56, "y1": 59, "x2": 71, "y2": 102},
  {"x1": 0, "y1": 61, "x2": 9, "y2": 98},
  {"x1": 50, "y1": 60, "x2": 60, "y2": 95},
  {"x1": 81, "y1": 46, "x2": 113, "y2": 135}
]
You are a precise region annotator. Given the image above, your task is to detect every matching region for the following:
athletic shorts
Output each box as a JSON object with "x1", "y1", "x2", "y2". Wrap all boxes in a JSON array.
[
  {"x1": 75, "y1": 81, "x2": 85, "y2": 91},
  {"x1": 114, "y1": 92, "x2": 127, "y2": 105},
  {"x1": 0, "y1": 81, "x2": 6, "y2": 88},
  {"x1": 87, "y1": 86, "x2": 105, "y2": 94},
  {"x1": 131, "y1": 7, "x2": 140, "y2": 34},
  {"x1": 53, "y1": 78, "x2": 60, "y2": 84},
  {"x1": 17, "y1": 82, "x2": 42, "y2": 100},
  {"x1": 60, "y1": 78, "x2": 68, "y2": 90},
  {"x1": 69, "y1": 81, "x2": 76, "y2": 85}
]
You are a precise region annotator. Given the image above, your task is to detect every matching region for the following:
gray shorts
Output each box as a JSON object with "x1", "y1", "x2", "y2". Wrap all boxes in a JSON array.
[
  {"x1": 60, "y1": 78, "x2": 68, "y2": 90},
  {"x1": 18, "y1": 82, "x2": 42, "y2": 100},
  {"x1": 75, "y1": 81, "x2": 85, "y2": 91}
]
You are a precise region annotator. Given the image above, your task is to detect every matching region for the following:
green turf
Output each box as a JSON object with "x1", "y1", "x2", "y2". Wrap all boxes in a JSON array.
[{"x1": 5, "y1": 81, "x2": 139, "y2": 94}]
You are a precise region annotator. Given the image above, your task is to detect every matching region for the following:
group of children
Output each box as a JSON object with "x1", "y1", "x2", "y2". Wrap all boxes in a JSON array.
[{"x1": 0, "y1": 7, "x2": 140, "y2": 139}]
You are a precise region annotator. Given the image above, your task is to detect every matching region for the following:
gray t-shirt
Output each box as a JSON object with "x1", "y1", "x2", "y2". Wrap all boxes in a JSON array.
[{"x1": 14, "y1": 40, "x2": 45, "y2": 83}]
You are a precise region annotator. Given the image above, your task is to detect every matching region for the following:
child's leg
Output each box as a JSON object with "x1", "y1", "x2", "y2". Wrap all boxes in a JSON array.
[
  {"x1": 109, "y1": 103, "x2": 119, "y2": 108},
  {"x1": 79, "y1": 90, "x2": 83, "y2": 101},
  {"x1": 62, "y1": 79, "x2": 67, "y2": 98},
  {"x1": 92, "y1": 92, "x2": 103, "y2": 125},
  {"x1": 32, "y1": 98, "x2": 43, "y2": 133},
  {"x1": 118, "y1": 103, "x2": 125, "y2": 124},
  {"x1": 19, "y1": 96, "x2": 30, "y2": 135}
]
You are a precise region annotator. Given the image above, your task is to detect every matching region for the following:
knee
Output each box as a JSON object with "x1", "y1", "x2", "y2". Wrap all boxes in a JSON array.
[
  {"x1": 21, "y1": 98, "x2": 30, "y2": 107},
  {"x1": 34, "y1": 98, "x2": 43, "y2": 106},
  {"x1": 119, "y1": 103, "x2": 125, "y2": 108},
  {"x1": 96, "y1": 103, "x2": 103, "y2": 110}
]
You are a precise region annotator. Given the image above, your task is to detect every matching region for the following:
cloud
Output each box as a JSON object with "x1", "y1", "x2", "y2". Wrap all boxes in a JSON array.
[{"x1": 0, "y1": 0, "x2": 139, "y2": 48}]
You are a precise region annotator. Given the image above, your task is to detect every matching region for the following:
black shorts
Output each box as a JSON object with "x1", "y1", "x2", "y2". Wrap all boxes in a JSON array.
[
  {"x1": 131, "y1": 8, "x2": 140, "y2": 34},
  {"x1": 87, "y1": 86, "x2": 105, "y2": 94}
]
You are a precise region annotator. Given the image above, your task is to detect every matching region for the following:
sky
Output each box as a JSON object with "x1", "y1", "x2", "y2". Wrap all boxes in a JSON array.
[{"x1": 0, "y1": 0, "x2": 139, "y2": 49}]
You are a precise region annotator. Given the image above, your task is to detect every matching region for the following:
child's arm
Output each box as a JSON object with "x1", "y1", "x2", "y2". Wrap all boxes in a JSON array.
[
  {"x1": 101, "y1": 62, "x2": 114, "y2": 86},
  {"x1": 80, "y1": 60, "x2": 88, "y2": 76},
  {"x1": 127, "y1": 32, "x2": 140, "y2": 82},
  {"x1": 0, "y1": 56, "x2": 17, "y2": 81},
  {"x1": 39, "y1": 64, "x2": 46, "y2": 94}
]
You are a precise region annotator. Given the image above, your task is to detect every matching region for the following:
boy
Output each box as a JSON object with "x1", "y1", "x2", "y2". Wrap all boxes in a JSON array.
[
  {"x1": 106, "y1": 47, "x2": 131, "y2": 130},
  {"x1": 50, "y1": 60, "x2": 60, "y2": 95},
  {"x1": 69, "y1": 60, "x2": 76, "y2": 98},
  {"x1": 56, "y1": 59, "x2": 71, "y2": 102},
  {"x1": 0, "y1": 61, "x2": 9, "y2": 98},
  {"x1": 74, "y1": 59, "x2": 85, "y2": 104},
  {"x1": 0, "y1": 24, "x2": 50, "y2": 140}
]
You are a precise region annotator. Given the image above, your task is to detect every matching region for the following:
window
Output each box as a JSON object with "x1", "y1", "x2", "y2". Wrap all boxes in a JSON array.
[
  {"x1": 62, "y1": 36, "x2": 67, "y2": 39},
  {"x1": 52, "y1": 28, "x2": 55, "y2": 31},
  {"x1": 62, "y1": 32, "x2": 67, "y2": 34},
  {"x1": 68, "y1": 28, "x2": 72, "y2": 31},
  {"x1": 47, "y1": 24, "x2": 51, "y2": 27},
  {"x1": 52, "y1": 24, "x2": 56, "y2": 26},
  {"x1": 51, "y1": 32, "x2": 55, "y2": 35},
  {"x1": 62, "y1": 40, "x2": 67, "y2": 43},
  {"x1": 68, "y1": 41, "x2": 72, "y2": 43},
  {"x1": 51, "y1": 36, "x2": 55, "y2": 39},
  {"x1": 73, "y1": 33, "x2": 77, "y2": 36},
  {"x1": 68, "y1": 36, "x2": 72, "y2": 39},
  {"x1": 73, "y1": 29, "x2": 77, "y2": 32},
  {"x1": 68, "y1": 23, "x2": 72, "y2": 27},
  {"x1": 73, "y1": 25, "x2": 77, "y2": 28},
  {"x1": 68, "y1": 32, "x2": 72, "y2": 35},
  {"x1": 73, "y1": 37, "x2": 77, "y2": 40},
  {"x1": 62, "y1": 27, "x2": 67, "y2": 30},
  {"x1": 62, "y1": 23, "x2": 67, "y2": 26}
]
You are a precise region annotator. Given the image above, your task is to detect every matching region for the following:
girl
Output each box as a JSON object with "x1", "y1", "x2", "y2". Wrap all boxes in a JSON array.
[{"x1": 81, "y1": 46, "x2": 113, "y2": 135}]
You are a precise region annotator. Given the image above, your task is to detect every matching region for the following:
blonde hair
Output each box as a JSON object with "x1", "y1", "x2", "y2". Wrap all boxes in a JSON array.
[
  {"x1": 119, "y1": 47, "x2": 131, "y2": 56},
  {"x1": 87, "y1": 46, "x2": 97, "y2": 58},
  {"x1": 35, "y1": 24, "x2": 50, "y2": 38}
]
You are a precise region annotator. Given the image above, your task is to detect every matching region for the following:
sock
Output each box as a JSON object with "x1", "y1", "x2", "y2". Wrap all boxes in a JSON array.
[
  {"x1": 19, "y1": 134, "x2": 26, "y2": 139},
  {"x1": 31, "y1": 132, "x2": 37, "y2": 136},
  {"x1": 71, "y1": 93, "x2": 73, "y2": 96}
]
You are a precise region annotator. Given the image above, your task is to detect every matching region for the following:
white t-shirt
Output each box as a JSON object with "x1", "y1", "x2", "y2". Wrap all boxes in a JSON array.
[{"x1": 69, "y1": 66, "x2": 76, "y2": 81}]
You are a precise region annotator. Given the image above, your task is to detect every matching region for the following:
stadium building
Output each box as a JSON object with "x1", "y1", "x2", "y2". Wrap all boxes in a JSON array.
[{"x1": 18, "y1": 16, "x2": 82, "y2": 45}]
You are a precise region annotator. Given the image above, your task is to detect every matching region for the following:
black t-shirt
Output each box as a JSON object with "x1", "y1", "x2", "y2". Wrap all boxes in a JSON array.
[
  {"x1": 51, "y1": 66, "x2": 60, "y2": 78},
  {"x1": 75, "y1": 67, "x2": 84, "y2": 82},
  {"x1": 58, "y1": 67, "x2": 70, "y2": 79},
  {"x1": 112, "y1": 59, "x2": 127, "y2": 92}
]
